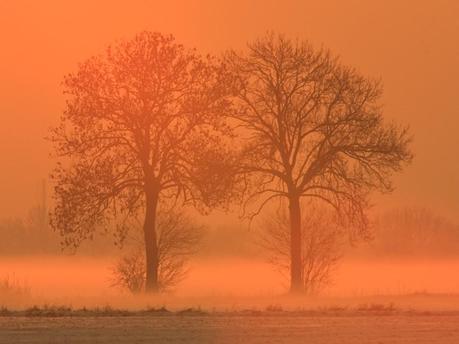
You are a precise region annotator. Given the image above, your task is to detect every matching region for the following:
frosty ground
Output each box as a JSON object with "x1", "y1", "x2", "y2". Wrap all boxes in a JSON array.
[{"x1": 1, "y1": 310, "x2": 459, "y2": 344}]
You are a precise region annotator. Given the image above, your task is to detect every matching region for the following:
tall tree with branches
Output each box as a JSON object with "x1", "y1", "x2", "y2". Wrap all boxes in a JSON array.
[
  {"x1": 261, "y1": 202, "x2": 344, "y2": 294},
  {"x1": 50, "y1": 32, "x2": 234, "y2": 292},
  {"x1": 111, "y1": 208, "x2": 204, "y2": 293},
  {"x1": 226, "y1": 33, "x2": 413, "y2": 293}
]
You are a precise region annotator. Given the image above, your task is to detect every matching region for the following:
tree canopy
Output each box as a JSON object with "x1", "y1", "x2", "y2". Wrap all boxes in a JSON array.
[
  {"x1": 50, "y1": 32, "x2": 235, "y2": 291},
  {"x1": 226, "y1": 33, "x2": 413, "y2": 291}
]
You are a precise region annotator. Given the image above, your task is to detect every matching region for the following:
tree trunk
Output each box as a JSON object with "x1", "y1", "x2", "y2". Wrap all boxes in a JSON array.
[
  {"x1": 144, "y1": 182, "x2": 160, "y2": 293},
  {"x1": 289, "y1": 194, "x2": 303, "y2": 293}
]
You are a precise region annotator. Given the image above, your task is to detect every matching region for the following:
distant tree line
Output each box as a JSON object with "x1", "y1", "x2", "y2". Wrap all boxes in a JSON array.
[
  {"x1": 370, "y1": 207, "x2": 459, "y2": 257},
  {"x1": 0, "y1": 204, "x2": 119, "y2": 256}
]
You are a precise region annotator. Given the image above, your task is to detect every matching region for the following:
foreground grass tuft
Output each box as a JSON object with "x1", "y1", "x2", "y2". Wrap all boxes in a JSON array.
[
  {"x1": 0, "y1": 276, "x2": 30, "y2": 299},
  {"x1": 357, "y1": 303, "x2": 396, "y2": 312},
  {"x1": 2, "y1": 303, "x2": 458, "y2": 317}
]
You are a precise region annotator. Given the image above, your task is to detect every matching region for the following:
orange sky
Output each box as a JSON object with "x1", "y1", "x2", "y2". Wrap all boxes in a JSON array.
[{"x1": 0, "y1": 0, "x2": 458, "y2": 219}]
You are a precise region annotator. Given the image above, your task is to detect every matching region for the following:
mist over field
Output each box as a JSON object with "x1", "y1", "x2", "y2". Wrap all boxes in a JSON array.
[
  {"x1": 1, "y1": 1, "x2": 459, "y2": 343},
  {"x1": 2, "y1": 212, "x2": 459, "y2": 307}
]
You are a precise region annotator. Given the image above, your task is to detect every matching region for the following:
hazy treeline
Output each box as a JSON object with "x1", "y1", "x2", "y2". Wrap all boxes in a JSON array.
[
  {"x1": 366, "y1": 207, "x2": 459, "y2": 258},
  {"x1": 2, "y1": 202, "x2": 458, "y2": 259},
  {"x1": 0, "y1": 204, "x2": 118, "y2": 256}
]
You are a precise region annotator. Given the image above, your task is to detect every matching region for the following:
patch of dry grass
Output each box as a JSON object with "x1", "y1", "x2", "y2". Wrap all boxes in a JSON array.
[{"x1": 0, "y1": 275, "x2": 30, "y2": 300}]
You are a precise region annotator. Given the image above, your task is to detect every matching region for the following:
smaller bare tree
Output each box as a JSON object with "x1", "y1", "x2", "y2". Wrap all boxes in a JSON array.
[
  {"x1": 111, "y1": 208, "x2": 204, "y2": 293},
  {"x1": 260, "y1": 203, "x2": 344, "y2": 294},
  {"x1": 111, "y1": 250, "x2": 145, "y2": 294}
]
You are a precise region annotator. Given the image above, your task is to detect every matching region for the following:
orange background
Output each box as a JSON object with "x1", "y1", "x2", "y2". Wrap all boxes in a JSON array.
[{"x1": 0, "y1": 0, "x2": 458, "y2": 220}]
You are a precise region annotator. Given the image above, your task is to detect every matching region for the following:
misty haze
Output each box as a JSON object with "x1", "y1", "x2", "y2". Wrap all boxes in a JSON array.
[{"x1": 0, "y1": 1, "x2": 458, "y2": 343}]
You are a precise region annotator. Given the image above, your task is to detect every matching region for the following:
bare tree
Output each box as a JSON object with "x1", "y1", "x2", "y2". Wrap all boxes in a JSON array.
[
  {"x1": 260, "y1": 202, "x2": 343, "y2": 294},
  {"x1": 226, "y1": 33, "x2": 413, "y2": 292},
  {"x1": 111, "y1": 249, "x2": 146, "y2": 294},
  {"x1": 111, "y1": 208, "x2": 203, "y2": 293},
  {"x1": 50, "y1": 32, "x2": 234, "y2": 292}
]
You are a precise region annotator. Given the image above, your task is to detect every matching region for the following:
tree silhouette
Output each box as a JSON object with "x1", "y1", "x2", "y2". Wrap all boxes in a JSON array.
[
  {"x1": 260, "y1": 202, "x2": 343, "y2": 294},
  {"x1": 111, "y1": 208, "x2": 204, "y2": 293},
  {"x1": 227, "y1": 33, "x2": 413, "y2": 293},
  {"x1": 50, "y1": 32, "x2": 234, "y2": 292}
]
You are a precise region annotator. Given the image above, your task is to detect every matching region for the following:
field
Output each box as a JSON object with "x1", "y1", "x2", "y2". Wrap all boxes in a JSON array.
[
  {"x1": 2, "y1": 256, "x2": 459, "y2": 343},
  {"x1": 1, "y1": 311, "x2": 459, "y2": 344}
]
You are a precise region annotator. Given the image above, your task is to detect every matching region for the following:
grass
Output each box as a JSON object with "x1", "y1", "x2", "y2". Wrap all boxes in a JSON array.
[
  {"x1": 1, "y1": 303, "x2": 457, "y2": 318},
  {"x1": 0, "y1": 275, "x2": 30, "y2": 302},
  {"x1": 0, "y1": 305, "x2": 208, "y2": 317},
  {"x1": 0, "y1": 276, "x2": 29, "y2": 295},
  {"x1": 265, "y1": 304, "x2": 283, "y2": 312},
  {"x1": 357, "y1": 303, "x2": 396, "y2": 312},
  {"x1": 3, "y1": 292, "x2": 459, "y2": 318}
]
